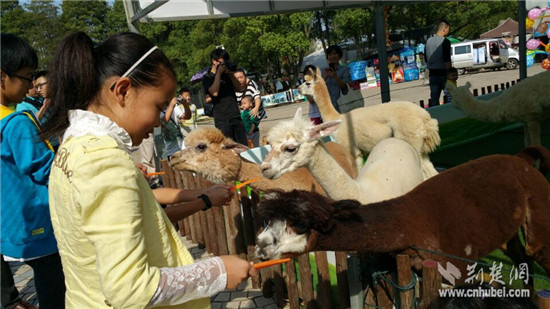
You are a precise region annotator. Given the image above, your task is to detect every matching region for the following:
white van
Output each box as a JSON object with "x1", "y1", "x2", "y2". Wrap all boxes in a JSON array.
[{"x1": 451, "y1": 39, "x2": 519, "y2": 75}]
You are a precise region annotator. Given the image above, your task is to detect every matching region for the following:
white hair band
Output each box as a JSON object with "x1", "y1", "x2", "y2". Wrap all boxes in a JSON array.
[{"x1": 121, "y1": 46, "x2": 158, "y2": 78}]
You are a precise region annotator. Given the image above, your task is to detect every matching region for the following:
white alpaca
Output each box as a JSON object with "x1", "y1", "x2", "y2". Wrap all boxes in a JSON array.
[
  {"x1": 169, "y1": 127, "x2": 357, "y2": 195},
  {"x1": 299, "y1": 68, "x2": 441, "y2": 179},
  {"x1": 260, "y1": 109, "x2": 425, "y2": 204},
  {"x1": 446, "y1": 70, "x2": 550, "y2": 146}
]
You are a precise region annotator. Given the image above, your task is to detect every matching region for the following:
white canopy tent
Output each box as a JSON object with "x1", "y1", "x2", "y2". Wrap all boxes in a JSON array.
[{"x1": 122, "y1": 0, "x2": 543, "y2": 102}]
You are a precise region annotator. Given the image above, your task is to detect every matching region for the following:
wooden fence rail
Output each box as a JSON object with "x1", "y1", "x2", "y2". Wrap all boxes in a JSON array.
[{"x1": 418, "y1": 78, "x2": 520, "y2": 108}]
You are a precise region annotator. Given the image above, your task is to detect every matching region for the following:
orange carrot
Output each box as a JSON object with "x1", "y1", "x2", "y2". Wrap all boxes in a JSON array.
[
  {"x1": 253, "y1": 258, "x2": 291, "y2": 270},
  {"x1": 146, "y1": 171, "x2": 165, "y2": 177},
  {"x1": 230, "y1": 177, "x2": 261, "y2": 191}
]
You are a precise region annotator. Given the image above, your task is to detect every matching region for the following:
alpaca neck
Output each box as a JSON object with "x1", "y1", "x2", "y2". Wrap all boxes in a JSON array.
[
  {"x1": 455, "y1": 92, "x2": 508, "y2": 122},
  {"x1": 313, "y1": 201, "x2": 412, "y2": 253},
  {"x1": 238, "y1": 160, "x2": 275, "y2": 191},
  {"x1": 314, "y1": 80, "x2": 341, "y2": 121},
  {"x1": 307, "y1": 142, "x2": 361, "y2": 200}
]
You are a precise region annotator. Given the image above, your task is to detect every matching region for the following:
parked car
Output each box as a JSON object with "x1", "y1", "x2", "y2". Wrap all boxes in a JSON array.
[{"x1": 451, "y1": 38, "x2": 519, "y2": 74}]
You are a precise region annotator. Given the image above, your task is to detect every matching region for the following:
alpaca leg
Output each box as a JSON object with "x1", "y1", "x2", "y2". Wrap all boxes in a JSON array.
[
  {"x1": 524, "y1": 121, "x2": 541, "y2": 146},
  {"x1": 420, "y1": 155, "x2": 439, "y2": 179}
]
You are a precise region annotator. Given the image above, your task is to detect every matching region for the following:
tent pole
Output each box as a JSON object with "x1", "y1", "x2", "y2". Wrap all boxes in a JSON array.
[
  {"x1": 518, "y1": 0, "x2": 527, "y2": 81},
  {"x1": 375, "y1": 1, "x2": 391, "y2": 103}
]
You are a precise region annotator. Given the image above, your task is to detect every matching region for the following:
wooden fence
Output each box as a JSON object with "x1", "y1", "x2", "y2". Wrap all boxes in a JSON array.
[{"x1": 418, "y1": 79, "x2": 519, "y2": 108}]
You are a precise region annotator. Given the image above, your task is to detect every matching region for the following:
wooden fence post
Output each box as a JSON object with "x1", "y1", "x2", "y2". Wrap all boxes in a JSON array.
[
  {"x1": 512, "y1": 80, "x2": 516, "y2": 86},
  {"x1": 297, "y1": 254, "x2": 315, "y2": 308},
  {"x1": 506, "y1": 81, "x2": 510, "y2": 88},
  {"x1": 347, "y1": 255, "x2": 364, "y2": 309},
  {"x1": 494, "y1": 84, "x2": 499, "y2": 91},
  {"x1": 285, "y1": 259, "x2": 300, "y2": 309},
  {"x1": 420, "y1": 260, "x2": 441, "y2": 309},
  {"x1": 487, "y1": 85, "x2": 492, "y2": 93},
  {"x1": 419, "y1": 100, "x2": 425, "y2": 108},
  {"x1": 335, "y1": 252, "x2": 350, "y2": 309},
  {"x1": 314, "y1": 252, "x2": 333, "y2": 308},
  {"x1": 500, "y1": 82, "x2": 505, "y2": 90},
  {"x1": 397, "y1": 255, "x2": 414, "y2": 309},
  {"x1": 538, "y1": 290, "x2": 550, "y2": 309},
  {"x1": 481, "y1": 87, "x2": 486, "y2": 95},
  {"x1": 473, "y1": 89, "x2": 479, "y2": 96}
]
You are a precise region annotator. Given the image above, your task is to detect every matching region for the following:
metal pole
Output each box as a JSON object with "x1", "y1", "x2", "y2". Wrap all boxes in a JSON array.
[
  {"x1": 518, "y1": 0, "x2": 527, "y2": 80},
  {"x1": 375, "y1": 1, "x2": 391, "y2": 103},
  {"x1": 122, "y1": 0, "x2": 140, "y2": 33}
]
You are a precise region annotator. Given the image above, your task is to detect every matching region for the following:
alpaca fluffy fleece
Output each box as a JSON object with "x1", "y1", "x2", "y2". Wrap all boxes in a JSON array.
[
  {"x1": 299, "y1": 68, "x2": 440, "y2": 179},
  {"x1": 169, "y1": 127, "x2": 357, "y2": 194},
  {"x1": 262, "y1": 111, "x2": 424, "y2": 204},
  {"x1": 447, "y1": 70, "x2": 550, "y2": 145}
]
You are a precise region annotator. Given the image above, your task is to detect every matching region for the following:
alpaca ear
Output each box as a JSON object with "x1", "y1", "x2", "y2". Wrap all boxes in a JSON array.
[
  {"x1": 315, "y1": 67, "x2": 322, "y2": 82},
  {"x1": 293, "y1": 107, "x2": 303, "y2": 123},
  {"x1": 262, "y1": 191, "x2": 281, "y2": 200},
  {"x1": 307, "y1": 120, "x2": 342, "y2": 141},
  {"x1": 222, "y1": 141, "x2": 249, "y2": 154}
]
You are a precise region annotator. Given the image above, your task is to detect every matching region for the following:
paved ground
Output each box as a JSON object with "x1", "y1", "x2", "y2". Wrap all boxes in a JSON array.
[
  {"x1": 7, "y1": 236, "x2": 280, "y2": 309},
  {"x1": 196, "y1": 66, "x2": 545, "y2": 142}
]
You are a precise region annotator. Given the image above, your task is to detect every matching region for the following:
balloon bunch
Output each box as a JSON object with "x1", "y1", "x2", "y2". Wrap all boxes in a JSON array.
[{"x1": 526, "y1": 5, "x2": 550, "y2": 70}]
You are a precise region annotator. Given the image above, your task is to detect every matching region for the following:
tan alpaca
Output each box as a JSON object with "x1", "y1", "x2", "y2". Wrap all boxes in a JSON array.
[
  {"x1": 446, "y1": 70, "x2": 550, "y2": 146},
  {"x1": 261, "y1": 109, "x2": 424, "y2": 204},
  {"x1": 169, "y1": 127, "x2": 357, "y2": 195},
  {"x1": 299, "y1": 68, "x2": 440, "y2": 179}
]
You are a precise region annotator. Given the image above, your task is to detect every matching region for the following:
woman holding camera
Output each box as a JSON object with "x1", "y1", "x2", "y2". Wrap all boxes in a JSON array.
[{"x1": 322, "y1": 44, "x2": 351, "y2": 113}]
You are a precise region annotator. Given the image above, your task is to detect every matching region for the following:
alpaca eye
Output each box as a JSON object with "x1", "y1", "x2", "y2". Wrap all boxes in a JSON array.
[
  {"x1": 285, "y1": 146, "x2": 296, "y2": 153},
  {"x1": 196, "y1": 143, "x2": 207, "y2": 151},
  {"x1": 305, "y1": 82, "x2": 311, "y2": 86},
  {"x1": 292, "y1": 221, "x2": 308, "y2": 234}
]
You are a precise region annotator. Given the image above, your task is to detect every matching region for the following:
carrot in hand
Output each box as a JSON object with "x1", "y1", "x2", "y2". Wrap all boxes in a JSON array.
[{"x1": 252, "y1": 258, "x2": 291, "y2": 270}]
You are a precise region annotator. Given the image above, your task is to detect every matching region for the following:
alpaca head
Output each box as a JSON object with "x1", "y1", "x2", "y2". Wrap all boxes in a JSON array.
[
  {"x1": 255, "y1": 190, "x2": 337, "y2": 260},
  {"x1": 261, "y1": 108, "x2": 342, "y2": 179},
  {"x1": 298, "y1": 67, "x2": 327, "y2": 98},
  {"x1": 448, "y1": 81, "x2": 472, "y2": 108},
  {"x1": 169, "y1": 127, "x2": 248, "y2": 183}
]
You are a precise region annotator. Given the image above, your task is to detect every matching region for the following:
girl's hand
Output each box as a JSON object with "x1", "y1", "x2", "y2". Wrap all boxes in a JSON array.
[
  {"x1": 202, "y1": 185, "x2": 232, "y2": 207},
  {"x1": 219, "y1": 255, "x2": 258, "y2": 289}
]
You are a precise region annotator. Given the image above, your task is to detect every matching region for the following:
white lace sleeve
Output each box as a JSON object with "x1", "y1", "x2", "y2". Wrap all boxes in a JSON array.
[{"x1": 147, "y1": 257, "x2": 227, "y2": 307}]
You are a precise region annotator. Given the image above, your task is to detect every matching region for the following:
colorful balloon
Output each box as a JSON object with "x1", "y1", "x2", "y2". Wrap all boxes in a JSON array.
[
  {"x1": 527, "y1": 55, "x2": 535, "y2": 67},
  {"x1": 529, "y1": 8, "x2": 542, "y2": 19},
  {"x1": 526, "y1": 18, "x2": 535, "y2": 29},
  {"x1": 527, "y1": 38, "x2": 541, "y2": 49},
  {"x1": 541, "y1": 58, "x2": 549, "y2": 70}
]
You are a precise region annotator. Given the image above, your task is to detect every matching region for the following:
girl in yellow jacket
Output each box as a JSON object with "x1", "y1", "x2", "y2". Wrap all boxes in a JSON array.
[{"x1": 40, "y1": 31, "x2": 257, "y2": 309}]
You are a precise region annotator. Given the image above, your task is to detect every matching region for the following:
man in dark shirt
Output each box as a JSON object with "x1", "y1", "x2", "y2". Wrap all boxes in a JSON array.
[
  {"x1": 425, "y1": 20, "x2": 451, "y2": 107},
  {"x1": 202, "y1": 48, "x2": 248, "y2": 145}
]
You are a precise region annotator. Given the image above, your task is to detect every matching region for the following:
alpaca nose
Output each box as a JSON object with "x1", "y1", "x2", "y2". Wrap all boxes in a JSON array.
[{"x1": 261, "y1": 163, "x2": 271, "y2": 173}]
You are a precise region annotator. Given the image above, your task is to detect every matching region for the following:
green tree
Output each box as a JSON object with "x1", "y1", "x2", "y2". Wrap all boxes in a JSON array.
[
  {"x1": 333, "y1": 8, "x2": 374, "y2": 59},
  {"x1": 105, "y1": 0, "x2": 129, "y2": 36},
  {"x1": 22, "y1": 1, "x2": 65, "y2": 70},
  {"x1": 61, "y1": 0, "x2": 110, "y2": 42}
]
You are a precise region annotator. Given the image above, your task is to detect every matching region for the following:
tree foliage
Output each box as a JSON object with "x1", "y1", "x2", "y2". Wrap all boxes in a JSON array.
[{"x1": 1, "y1": 0, "x2": 519, "y2": 86}]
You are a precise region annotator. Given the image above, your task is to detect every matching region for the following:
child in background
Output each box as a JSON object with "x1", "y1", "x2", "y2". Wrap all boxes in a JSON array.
[
  {"x1": 443, "y1": 67, "x2": 458, "y2": 104},
  {"x1": 1, "y1": 33, "x2": 65, "y2": 309},
  {"x1": 240, "y1": 95, "x2": 260, "y2": 148},
  {"x1": 40, "y1": 31, "x2": 256, "y2": 308}
]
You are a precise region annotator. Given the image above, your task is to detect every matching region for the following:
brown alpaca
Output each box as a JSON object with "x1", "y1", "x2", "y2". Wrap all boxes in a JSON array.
[
  {"x1": 169, "y1": 127, "x2": 357, "y2": 194},
  {"x1": 256, "y1": 146, "x2": 550, "y2": 286},
  {"x1": 299, "y1": 68, "x2": 440, "y2": 179}
]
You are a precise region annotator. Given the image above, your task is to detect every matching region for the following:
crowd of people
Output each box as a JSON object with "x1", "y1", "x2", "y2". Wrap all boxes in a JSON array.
[{"x1": 0, "y1": 31, "x2": 258, "y2": 309}]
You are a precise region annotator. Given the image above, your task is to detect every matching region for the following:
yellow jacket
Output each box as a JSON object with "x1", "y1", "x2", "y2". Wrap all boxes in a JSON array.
[{"x1": 49, "y1": 134, "x2": 210, "y2": 309}]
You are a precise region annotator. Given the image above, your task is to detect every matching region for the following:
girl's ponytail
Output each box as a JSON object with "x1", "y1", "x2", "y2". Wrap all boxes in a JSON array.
[{"x1": 41, "y1": 31, "x2": 98, "y2": 141}]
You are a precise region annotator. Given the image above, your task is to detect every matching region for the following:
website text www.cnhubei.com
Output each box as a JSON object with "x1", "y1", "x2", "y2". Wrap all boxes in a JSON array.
[{"x1": 438, "y1": 286, "x2": 530, "y2": 298}]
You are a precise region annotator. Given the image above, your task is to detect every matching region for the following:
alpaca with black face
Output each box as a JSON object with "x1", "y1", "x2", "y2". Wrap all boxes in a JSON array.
[{"x1": 256, "y1": 146, "x2": 550, "y2": 287}]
